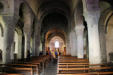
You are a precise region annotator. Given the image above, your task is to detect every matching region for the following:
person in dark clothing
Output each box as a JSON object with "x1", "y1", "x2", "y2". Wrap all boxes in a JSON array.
[
  {"x1": 0, "y1": 50, "x2": 2, "y2": 61},
  {"x1": 39, "y1": 51, "x2": 43, "y2": 56},
  {"x1": 55, "y1": 51, "x2": 58, "y2": 58},
  {"x1": 27, "y1": 50, "x2": 30, "y2": 61}
]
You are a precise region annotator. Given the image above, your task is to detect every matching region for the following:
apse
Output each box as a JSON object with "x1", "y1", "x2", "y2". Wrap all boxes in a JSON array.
[{"x1": 49, "y1": 36, "x2": 65, "y2": 55}]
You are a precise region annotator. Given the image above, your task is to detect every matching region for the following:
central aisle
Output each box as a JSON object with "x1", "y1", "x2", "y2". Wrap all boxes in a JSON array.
[{"x1": 40, "y1": 60, "x2": 57, "y2": 75}]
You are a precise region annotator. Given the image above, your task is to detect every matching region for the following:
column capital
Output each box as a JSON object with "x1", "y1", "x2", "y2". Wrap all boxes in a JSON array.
[
  {"x1": 84, "y1": 11, "x2": 100, "y2": 26},
  {"x1": 75, "y1": 25, "x2": 85, "y2": 36},
  {"x1": 75, "y1": 25, "x2": 84, "y2": 30}
]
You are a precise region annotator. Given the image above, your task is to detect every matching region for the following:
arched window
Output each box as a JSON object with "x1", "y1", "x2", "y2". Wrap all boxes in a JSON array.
[{"x1": 55, "y1": 41, "x2": 59, "y2": 48}]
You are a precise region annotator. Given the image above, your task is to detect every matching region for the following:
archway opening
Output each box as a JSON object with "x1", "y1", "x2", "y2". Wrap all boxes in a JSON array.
[
  {"x1": 49, "y1": 36, "x2": 65, "y2": 55},
  {"x1": 106, "y1": 13, "x2": 113, "y2": 62},
  {"x1": 0, "y1": 2, "x2": 4, "y2": 12},
  {"x1": 45, "y1": 28, "x2": 66, "y2": 56}
]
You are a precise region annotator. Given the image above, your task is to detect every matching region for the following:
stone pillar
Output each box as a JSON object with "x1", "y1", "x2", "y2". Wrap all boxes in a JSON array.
[
  {"x1": 42, "y1": 41, "x2": 46, "y2": 55},
  {"x1": 17, "y1": 34, "x2": 22, "y2": 59},
  {"x1": 32, "y1": 36, "x2": 35, "y2": 56},
  {"x1": 75, "y1": 25, "x2": 84, "y2": 58},
  {"x1": 33, "y1": 20, "x2": 41, "y2": 56},
  {"x1": 23, "y1": 4, "x2": 33, "y2": 58},
  {"x1": 66, "y1": 34, "x2": 71, "y2": 55},
  {"x1": 10, "y1": 42, "x2": 15, "y2": 60},
  {"x1": 24, "y1": 32, "x2": 31, "y2": 58},
  {"x1": 2, "y1": 16, "x2": 18, "y2": 64},
  {"x1": 69, "y1": 32, "x2": 72, "y2": 56},
  {"x1": 70, "y1": 31, "x2": 77, "y2": 56},
  {"x1": 85, "y1": 12, "x2": 102, "y2": 64}
]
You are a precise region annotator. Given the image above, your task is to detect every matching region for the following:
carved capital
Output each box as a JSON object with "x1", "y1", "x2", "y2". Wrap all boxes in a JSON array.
[
  {"x1": 84, "y1": 11, "x2": 100, "y2": 27},
  {"x1": 75, "y1": 25, "x2": 84, "y2": 35}
]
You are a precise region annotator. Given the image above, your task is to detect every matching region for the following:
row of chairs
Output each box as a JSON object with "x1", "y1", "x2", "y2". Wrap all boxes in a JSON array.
[
  {"x1": 57, "y1": 55, "x2": 113, "y2": 75},
  {"x1": 0, "y1": 55, "x2": 50, "y2": 75}
]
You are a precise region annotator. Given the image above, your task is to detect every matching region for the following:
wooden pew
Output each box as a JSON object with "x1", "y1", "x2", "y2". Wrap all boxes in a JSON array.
[
  {"x1": 58, "y1": 64, "x2": 109, "y2": 68},
  {"x1": 57, "y1": 56, "x2": 113, "y2": 75},
  {"x1": 57, "y1": 71, "x2": 113, "y2": 75},
  {"x1": 0, "y1": 66, "x2": 33, "y2": 75},
  {"x1": 7, "y1": 64, "x2": 39, "y2": 75},
  {"x1": 0, "y1": 55, "x2": 50, "y2": 75},
  {"x1": 26, "y1": 55, "x2": 50, "y2": 72},
  {"x1": 57, "y1": 64, "x2": 113, "y2": 75},
  {"x1": 0, "y1": 73, "x2": 23, "y2": 75},
  {"x1": 13, "y1": 55, "x2": 50, "y2": 74},
  {"x1": 58, "y1": 58, "x2": 89, "y2": 62},
  {"x1": 10, "y1": 67, "x2": 33, "y2": 75}
]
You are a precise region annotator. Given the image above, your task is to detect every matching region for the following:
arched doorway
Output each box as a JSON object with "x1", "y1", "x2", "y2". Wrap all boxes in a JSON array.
[{"x1": 13, "y1": 28, "x2": 23, "y2": 60}]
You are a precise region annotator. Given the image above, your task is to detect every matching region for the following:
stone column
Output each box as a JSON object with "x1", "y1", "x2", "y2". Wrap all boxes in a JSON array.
[
  {"x1": 69, "y1": 32, "x2": 72, "y2": 56},
  {"x1": 17, "y1": 34, "x2": 22, "y2": 59},
  {"x1": 85, "y1": 12, "x2": 102, "y2": 64},
  {"x1": 10, "y1": 42, "x2": 15, "y2": 60},
  {"x1": 23, "y1": 4, "x2": 33, "y2": 58},
  {"x1": 33, "y1": 20, "x2": 41, "y2": 56},
  {"x1": 32, "y1": 35, "x2": 35, "y2": 56},
  {"x1": 2, "y1": 16, "x2": 18, "y2": 64},
  {"x1": 42, "y1": 41, "x2": 46, "y2": 55},
  {"x1": 70, "y1": 31, "x2": 77, "y2": 56},
  {"x1": 24, "y1": 32, "x2": 31, "y2": 58},
  {"x1": 75, "y1": 25, "x2": 84, "y2": 58},
  {"x1": 66, "y1": 34, "x2": 71, "y2": 55}
]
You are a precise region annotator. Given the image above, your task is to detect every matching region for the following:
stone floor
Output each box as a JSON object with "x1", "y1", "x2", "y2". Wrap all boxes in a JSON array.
[{"x1": 40, "y1": 59, "x2": 57, "y2": 75}]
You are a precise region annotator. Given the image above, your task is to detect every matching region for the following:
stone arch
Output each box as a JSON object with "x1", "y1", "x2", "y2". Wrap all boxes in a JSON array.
[
  {"x1": 0, "y1": 23, "x2": 3, "y2": 37},
  {"x1": 38, "y1": 0, "x2": 71, "y2": 34},
  {"x1": 0, "y1": 2, "x2": 4, "y2": 12},
  {"x1": 74, "y1": 1, "x2": 83, "y2": 26},
  {"x1": 37, "y1": 0, "x2": 71, "y2": 21},
  {"x1": 40, "y1": 11, "x2": 69, "y2": 54},
  {"x1": 103, "y1": 10, "x2": 113, "y2": 62},
  {"x1": 45, "y1": 28, "x2": 66, "y2": 44},
  {"x1": 13, "y1": 27, "x2": 23, "y2": 59},
  {"x1": 0, "y1": 16, "x2": 5, "y2": 33},
  {"x1": 19, "y1": 2, "x2": 26, "y2": 18},
  {"x1": 106, "y1": 13, "x2": 113, "y2": 62},
  {"x1": 19, "y1": 2, "x2": 34, "y2": 25},
  {"x1": 45, "y1": 28, "x2": 66, "y2": 54},
  {"x1": 104, "y1": 11, "x2": 113, "y2": 33},
  {"x1": 19, "y1": 2, "x2": 34, "y2": 58},
  {"x1": 99, "y1": 1, "x2": 113, "y2": 32},
  {"x1": 40, "y1": 9, "x2": 68, "y2": 25},
  {"x1": 99, "y1": 1, "x2": 113, "y2": 62},
  {"x1": 49, "y1": 36, "x2": 65, "y2": 55}
]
